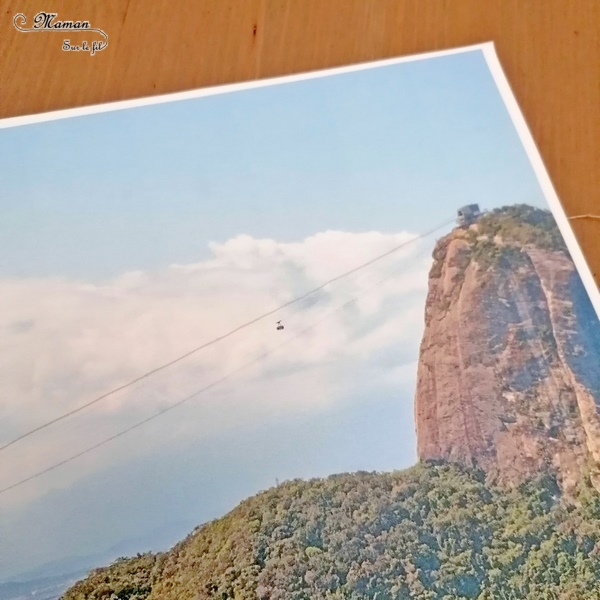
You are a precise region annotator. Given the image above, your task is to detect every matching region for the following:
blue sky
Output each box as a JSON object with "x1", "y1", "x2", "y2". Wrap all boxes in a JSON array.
[
  {"x1": 0, "y1": 49, "x2": 547, "y2": 280},
  {"x1": 0, "y1": 48, "x2": 552, "y2": 580}
]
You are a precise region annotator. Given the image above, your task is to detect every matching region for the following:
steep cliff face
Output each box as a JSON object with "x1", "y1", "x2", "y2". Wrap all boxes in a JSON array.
[{"x1": 415, "y1": 204, "x2": 600, "y2": 493}]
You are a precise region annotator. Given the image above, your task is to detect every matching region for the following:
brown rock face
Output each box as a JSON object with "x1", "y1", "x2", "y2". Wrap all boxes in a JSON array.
[{"x1": 414, "y1": 205, "x2": 600, "y2": 493}]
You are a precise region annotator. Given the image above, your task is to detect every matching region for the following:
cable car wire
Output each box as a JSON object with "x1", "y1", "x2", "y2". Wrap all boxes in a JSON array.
[
  {"x1": 0, "y1": 216, "x2": 453, "y2": 454},
  {"x1": 0, "y1": 242, "x2": 435, "y2": 496}
]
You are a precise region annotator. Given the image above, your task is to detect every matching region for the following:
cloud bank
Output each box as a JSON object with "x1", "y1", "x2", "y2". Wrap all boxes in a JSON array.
[{"x1": 0, "y1": 230, "x2": 432, "y2": 513}]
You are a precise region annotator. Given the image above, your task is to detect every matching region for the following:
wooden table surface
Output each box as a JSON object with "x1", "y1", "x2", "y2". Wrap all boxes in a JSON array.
[{"x1": 1, "y1": 0, "x2": 598, "y2": 283}]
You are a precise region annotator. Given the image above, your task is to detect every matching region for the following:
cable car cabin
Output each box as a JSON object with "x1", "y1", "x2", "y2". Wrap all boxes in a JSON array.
[
  {"x1": 457, "y1": 204, "x2": 481, "y2": 227},
  {"x1": 276, "y1": 321, "x2": 284, "y2": 330}
]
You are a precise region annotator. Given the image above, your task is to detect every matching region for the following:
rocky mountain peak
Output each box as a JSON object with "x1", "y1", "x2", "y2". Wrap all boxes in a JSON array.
[{"x1": 414, "y1": 204, "x2": 600, "y2": 494}]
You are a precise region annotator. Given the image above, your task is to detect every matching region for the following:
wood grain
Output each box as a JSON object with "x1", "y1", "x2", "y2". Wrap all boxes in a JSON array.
[{"x1": 1, "y1": 0, "x2": 598, "y2": 283}]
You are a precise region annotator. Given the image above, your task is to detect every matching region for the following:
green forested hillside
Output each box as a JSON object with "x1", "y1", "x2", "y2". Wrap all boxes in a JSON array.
[{"x1": 62, "y1": 463, "x2": 600, "y2": 600}]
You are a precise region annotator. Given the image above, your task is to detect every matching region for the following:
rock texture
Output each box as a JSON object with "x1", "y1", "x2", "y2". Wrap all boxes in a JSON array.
[{"x1": 414, "y1": 204, "x2": 600, "y2": 493}]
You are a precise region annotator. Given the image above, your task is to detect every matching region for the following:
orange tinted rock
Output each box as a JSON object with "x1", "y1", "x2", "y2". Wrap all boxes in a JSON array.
[{"x1": 414, "y1": 207, "x2": 600, "y2": 494}]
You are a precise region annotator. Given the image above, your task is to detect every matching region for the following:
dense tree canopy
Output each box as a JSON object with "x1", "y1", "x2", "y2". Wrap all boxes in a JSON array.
[
  {"x1": 474, "y1": 204, "x2": 568, "y2": 252},
  {"x1": 62, "y1": 463, "x2": 600, "y2": 600}
]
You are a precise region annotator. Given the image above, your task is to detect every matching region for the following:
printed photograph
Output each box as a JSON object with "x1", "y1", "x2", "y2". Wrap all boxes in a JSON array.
[{"x1": 1, "y1": 45, "x2": 600, "y2": 600}]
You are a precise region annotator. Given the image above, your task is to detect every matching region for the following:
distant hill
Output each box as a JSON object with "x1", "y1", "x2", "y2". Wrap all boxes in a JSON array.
[
  {"x1": 62, "y1": 463, "x2": 600, "y2": 599},
  {"x1": 0, "y1": 572, "x2": 87, "y2": 600},
  {"x1": 0, "y1": 521, "x2": 196, "y2": 600}
]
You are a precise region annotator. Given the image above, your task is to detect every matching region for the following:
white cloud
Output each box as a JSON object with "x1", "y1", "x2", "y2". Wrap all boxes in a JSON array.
[{"x1": 0, "y1": 230, "x2": 432, "y2": 508}]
